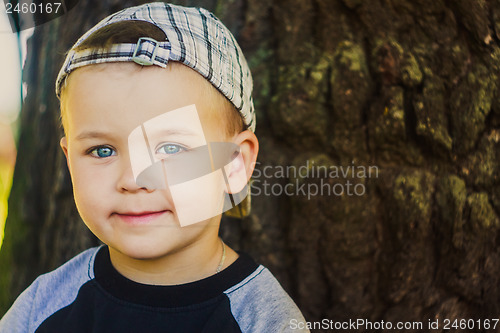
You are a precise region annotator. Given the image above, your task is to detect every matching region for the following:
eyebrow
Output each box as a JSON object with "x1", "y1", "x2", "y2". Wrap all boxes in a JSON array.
[
  {"x1": 74, "y1": 131, "x2": 114, "y2": 141},
  {"x1": 144, "y1": 128, "x2": 203, "y2": 139},
  {"x1": 75, "y1": 128, "x2": 202, "y2": 141}
]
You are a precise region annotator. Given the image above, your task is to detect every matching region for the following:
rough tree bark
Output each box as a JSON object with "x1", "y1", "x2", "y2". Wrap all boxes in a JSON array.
[{"x1": 1, "y1": 0, "x2": 500, "y2": 332}]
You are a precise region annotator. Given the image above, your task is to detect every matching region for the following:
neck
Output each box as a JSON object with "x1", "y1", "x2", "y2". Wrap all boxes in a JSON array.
[{"x1": 108, "y1": 236, "x2": 226, "y2": 285}]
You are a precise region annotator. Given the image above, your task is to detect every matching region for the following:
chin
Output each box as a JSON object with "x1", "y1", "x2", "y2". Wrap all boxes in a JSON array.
[{"x1": 111, "y1": 239, "x2": 176, "y2": 261}]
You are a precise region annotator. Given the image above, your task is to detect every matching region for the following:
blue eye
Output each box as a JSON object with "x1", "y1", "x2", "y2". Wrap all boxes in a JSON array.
[
  {"x1": 156, "y1": 143, "x2": 185, "y2": 155},
  {"x1": 90, "y1": 146, "x2": 116, "y2": 158}
]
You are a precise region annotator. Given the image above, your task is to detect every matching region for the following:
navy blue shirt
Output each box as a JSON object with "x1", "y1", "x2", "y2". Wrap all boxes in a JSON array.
[{"x1": 1, "y1": 246, "x2": 309, "y2": 332}]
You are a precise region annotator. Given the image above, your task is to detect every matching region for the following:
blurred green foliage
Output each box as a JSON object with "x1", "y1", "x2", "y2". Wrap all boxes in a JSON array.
[{"x1": 0, "y1": 160, "x2": 14, "y2": 250}]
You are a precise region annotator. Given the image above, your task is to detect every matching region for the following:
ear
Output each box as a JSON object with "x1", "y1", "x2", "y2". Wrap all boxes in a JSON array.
[
  {"x1": 60, "y1": 136, "x2": 70, "y2": 171},
  {"x1": 224, "y1": 130, "x2": 259, "y2": 194}
]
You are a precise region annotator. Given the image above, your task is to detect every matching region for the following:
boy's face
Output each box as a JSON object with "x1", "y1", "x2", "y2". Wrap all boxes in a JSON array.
[{"x1": 60, "y1": 62, "x2": 249, "y2": 260}]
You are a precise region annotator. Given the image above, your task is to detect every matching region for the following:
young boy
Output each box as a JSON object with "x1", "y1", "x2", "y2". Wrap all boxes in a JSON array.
[{"x1": 0, "y1": 2, "x2": 309, "y2": 332}]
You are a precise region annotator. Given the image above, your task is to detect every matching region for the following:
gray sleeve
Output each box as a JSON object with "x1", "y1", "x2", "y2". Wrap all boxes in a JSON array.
[
  {"x1": 225, "y1": 266, "x2": 310, "y2": 333},
  {"x1": 0, "y1": 278, "x2": 40, "y2": 333},
  {"x1": 0, "y1": 247, "x2": 98, "y2": 333}
]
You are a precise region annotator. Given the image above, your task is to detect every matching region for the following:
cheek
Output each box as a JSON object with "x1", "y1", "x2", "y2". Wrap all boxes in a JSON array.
[
  {"x1": 68, "y1": 159, "x2": 114, "y2": 217},
  {"x1": 169, "y1": 171, "x2": 226, "y2": 226}
]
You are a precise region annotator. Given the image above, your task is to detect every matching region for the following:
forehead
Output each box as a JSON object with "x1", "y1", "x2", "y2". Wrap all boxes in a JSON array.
[{"x1": 62, "y1": 62, "x2": 223, "y2": 140}]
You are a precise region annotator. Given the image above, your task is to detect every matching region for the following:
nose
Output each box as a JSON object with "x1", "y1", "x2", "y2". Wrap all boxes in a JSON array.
[
  {"x1": 136, "y1": 159, "x2": 177, "y2": 190},
  {"x1": 116, "y1": 158, "x2": 154, "y2": 193}
]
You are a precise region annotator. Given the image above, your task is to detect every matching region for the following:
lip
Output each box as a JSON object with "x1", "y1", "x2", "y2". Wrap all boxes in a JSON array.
[{"x1": 114, "y1": 210, "x2": 170, "y2": 225}]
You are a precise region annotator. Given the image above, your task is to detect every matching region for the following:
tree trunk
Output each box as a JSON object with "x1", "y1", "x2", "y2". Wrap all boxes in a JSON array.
[{"x1": 2, "y1": 0, "x2": 500, "y2": 331}]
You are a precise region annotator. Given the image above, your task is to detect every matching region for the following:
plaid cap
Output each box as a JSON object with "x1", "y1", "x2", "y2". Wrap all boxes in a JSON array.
[{"x1": 55, "y1": 2, "x2": 256, "y2": 132}]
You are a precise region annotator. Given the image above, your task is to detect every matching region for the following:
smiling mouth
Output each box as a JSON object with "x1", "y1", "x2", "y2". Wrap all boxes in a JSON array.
[{"x1": 114, "y1": 210, "x2": 171, "y2": 225}]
